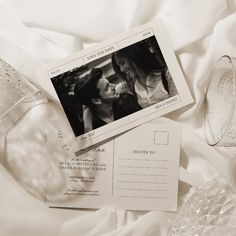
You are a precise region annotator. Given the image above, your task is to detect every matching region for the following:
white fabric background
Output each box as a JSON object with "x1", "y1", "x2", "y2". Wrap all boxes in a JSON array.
[{"x1": 1, "y1": 0, "x2": 236, "y2": 235}]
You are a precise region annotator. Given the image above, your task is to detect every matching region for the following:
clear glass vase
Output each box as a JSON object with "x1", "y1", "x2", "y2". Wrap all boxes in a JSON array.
[
  {"x1": 167, "y1": 176, "x2": 236, "y2": 236},
  {"x1": 204, "y1": 55, "x2": 236, "y2": 146},
  {"x1": 0, "y1": 58, "x2": 68, "y2": 201}
]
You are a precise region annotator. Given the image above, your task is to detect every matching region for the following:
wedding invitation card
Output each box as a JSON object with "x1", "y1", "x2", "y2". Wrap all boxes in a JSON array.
[
  {"x1": 37, "y1": 20, "x2": 192, "y2": 151},
  {"x1": 47, "y1": 121, "x2": 180, "y2": 211}
]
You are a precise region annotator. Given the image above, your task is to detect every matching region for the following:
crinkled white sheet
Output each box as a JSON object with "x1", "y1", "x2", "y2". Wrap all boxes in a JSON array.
[{"x1": 1, "y1": 0, "x2": 236, "y2": 235}]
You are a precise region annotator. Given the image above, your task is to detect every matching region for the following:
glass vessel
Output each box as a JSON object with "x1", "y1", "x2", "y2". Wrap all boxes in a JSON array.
[
  {"x1": 0, "y1": 58, "x2": 64, "y2": 201},
  {"x1": 167, "y1": 177, "x2": 236, "y2": 236},
  {"x1": 204, "y1": 55, "x2": 236, "y2": 146}
]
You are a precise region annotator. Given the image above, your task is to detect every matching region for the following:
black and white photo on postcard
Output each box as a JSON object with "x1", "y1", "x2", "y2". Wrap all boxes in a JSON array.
[{"x1": 51, "y1": 35, "x2": 178, "y2": 137}]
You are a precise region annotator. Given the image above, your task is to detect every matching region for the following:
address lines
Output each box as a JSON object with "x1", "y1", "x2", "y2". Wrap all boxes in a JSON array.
[
  {"x1": 118, "y1": 188, "x2": 167, "y2": 192},
  {"x1": 118, "y1": 165, "x2": 168, "y2": 170},
  {"x1": 117, "y1": 180, "x2": 168, "y2": 184},
  {"x1": 118, "y1": 173, "x2": 167, "y2": 177},
  {"x1": 117, "y1": 196, "x2": 167, "y2": 199},
  {"x1": 115, "y1": 163, "x2": 169, "y2": 199},
  {"x1": 118, "y1": 158, "x2": 168, "y2": 162}
]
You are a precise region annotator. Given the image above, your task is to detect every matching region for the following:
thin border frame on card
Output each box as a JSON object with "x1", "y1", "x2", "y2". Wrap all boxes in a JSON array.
[{"x1": 36, "y1": 20, "x2": 193, "y2": 151}]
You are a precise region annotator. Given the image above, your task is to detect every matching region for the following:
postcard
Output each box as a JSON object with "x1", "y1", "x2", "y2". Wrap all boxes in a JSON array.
[
  {"x1": 47, "y1": 119, "x2": 180, "y2": 211},
  {"x1": 37, "y1": 20, "x2": 192, "y2": 150}
]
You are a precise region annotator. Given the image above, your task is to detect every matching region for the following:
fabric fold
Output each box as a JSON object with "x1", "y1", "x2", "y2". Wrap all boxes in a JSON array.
[{"x1": 1, "y1": 0, "x2": 236, "y2": 236}]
